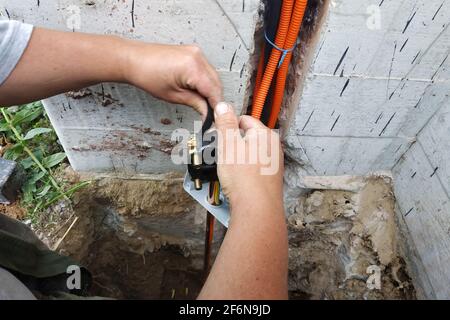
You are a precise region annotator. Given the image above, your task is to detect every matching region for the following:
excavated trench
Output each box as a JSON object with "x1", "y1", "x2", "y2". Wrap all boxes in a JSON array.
[
  {"x1": 34, "y1": 167, "x2": 224, "y2": 299},
  {"x1": 33, "y1": 166, "x2": 415, "y2": 300}
]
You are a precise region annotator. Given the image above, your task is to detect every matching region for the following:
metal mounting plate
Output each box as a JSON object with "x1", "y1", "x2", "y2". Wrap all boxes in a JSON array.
[{"x1": 183, "y1": 173, "x2": 230, "y2": 228}]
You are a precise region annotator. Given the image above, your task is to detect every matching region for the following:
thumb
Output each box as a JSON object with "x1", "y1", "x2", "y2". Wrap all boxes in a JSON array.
[
  {"x1": 214, "y1": 102, "x2": 239, "y2": 133},
  {"x1": 214, "y1": 102, "x2": 240, "y2": 165}
]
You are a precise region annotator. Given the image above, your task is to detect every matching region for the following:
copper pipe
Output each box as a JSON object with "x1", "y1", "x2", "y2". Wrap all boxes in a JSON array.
[
  {"x1": 203, "y1": 211, "x2": 215, "y2": 276},
  {"x1": 203, "y1": 181, "x2": 220, "y2": 276}
]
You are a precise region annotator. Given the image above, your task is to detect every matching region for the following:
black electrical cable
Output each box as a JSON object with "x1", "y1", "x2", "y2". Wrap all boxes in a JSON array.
[
  {"x1": 201, "y1": 105, "x2": 218, "y2": 276},
  {"x1": 264, "y1": 0, "x2": 283, "y2": 67},
  {"x1": 202, "y1": 104, "x2": 214, "y2": 135},
  {"x1": 202, "y1": 104, "x2": 217, "y2": 165}
]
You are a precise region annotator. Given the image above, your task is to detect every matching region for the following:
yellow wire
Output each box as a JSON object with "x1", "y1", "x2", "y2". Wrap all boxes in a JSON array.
[{"x1": 214, "y1": 181, "x2": 221, "y2": 205}]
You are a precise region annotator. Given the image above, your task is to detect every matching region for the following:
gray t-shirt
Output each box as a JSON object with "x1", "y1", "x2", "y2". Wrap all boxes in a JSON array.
[
  {"x1": 0, "y1": 267, "x2": 35, "y2": 300},
  {"x1": 0, "y1": 20, "x2": 33, "y2": 85}
]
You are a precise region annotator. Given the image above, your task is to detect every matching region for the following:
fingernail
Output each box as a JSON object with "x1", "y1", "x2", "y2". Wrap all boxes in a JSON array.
[{"x1": 215, "y1": 102, "x2": 231, "y2": 116}]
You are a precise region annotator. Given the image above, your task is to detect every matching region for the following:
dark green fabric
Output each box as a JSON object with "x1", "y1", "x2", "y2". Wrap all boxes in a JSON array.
[
  {"x1": 0, "y1": 214, "x2": 91, "y2": 297},
  {"x1": 0, "y1": 229, "x2": 80, "y2": 278},
  {"x1": 0, "y1": 213, "x2": 83, "y2": 278}
]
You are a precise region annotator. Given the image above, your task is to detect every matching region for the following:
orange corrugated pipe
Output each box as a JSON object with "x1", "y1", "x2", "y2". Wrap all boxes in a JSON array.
[
  {"x1": 268, "y1": 0, "x2": 308, "y2": 129},
  {"x1": 251, "y1": 0, "x2": 294, "y2": 120}
]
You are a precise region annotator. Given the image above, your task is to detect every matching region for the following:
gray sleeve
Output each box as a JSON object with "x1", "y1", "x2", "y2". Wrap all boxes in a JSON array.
[
  {"x1": 0, "y1": 267, "x2": 36, "y2": 300},
  {"x1": 0, "y1": 20, "x2": 34, "y2": 86}
]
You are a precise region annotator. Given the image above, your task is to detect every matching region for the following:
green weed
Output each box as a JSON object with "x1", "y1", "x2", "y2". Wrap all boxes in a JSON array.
[{"x1": 0, "y1": 102, "x2": 90, "y2": 220}]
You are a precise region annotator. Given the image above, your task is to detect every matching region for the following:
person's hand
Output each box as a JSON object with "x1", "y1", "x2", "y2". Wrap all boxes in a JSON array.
[
  {"x1": 122, "y1": 42, "x2": 223, "y2": 119},
  {"x1": 213, "y1": 102, "x2": 284, "y2": 216},
  {"x1": 199, "y1": 102, "x2": 288, "y2": 300}
]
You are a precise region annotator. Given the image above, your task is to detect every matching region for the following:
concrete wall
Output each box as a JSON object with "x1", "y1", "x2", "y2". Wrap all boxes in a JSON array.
[
  {"x1": 285, "y1": 0, "x2": 449, "y2": 175},
  {"x1": 283, "y1": 0, "x2": 450, "y2": 298},
  {"x1": 0, "y1": 0, "x2": 262, "y2": 173},
  {"x1": 393, "y1": 102, "x2": 450, "y2": 299}
]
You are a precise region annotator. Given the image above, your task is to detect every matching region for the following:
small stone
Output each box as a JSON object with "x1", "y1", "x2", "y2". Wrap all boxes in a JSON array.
[{"x1": 160, "y1": 118, "x2": 172, "y2": 125}]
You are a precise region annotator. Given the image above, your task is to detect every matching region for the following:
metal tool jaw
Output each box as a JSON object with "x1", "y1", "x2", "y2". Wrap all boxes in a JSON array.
[{"x1": 183, "y1": 135, "x2": 230, "y2": 228}]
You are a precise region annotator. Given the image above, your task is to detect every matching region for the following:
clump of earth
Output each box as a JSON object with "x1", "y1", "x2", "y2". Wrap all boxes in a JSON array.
[{"x1": 287, "y1": 177, "x2": 415, "y2": 299}]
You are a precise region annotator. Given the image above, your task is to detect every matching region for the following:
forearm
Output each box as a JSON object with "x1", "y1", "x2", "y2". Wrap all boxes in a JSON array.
[
  {"x1": 199, "y1": 196, "x2": 288, "y2": 300},
  {"x1": 0, "y1": 27, "x2": 127, "y2": 106}
]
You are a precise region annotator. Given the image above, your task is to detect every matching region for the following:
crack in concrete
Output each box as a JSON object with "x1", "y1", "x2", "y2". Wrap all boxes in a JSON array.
[{"x1": 212, "y1": 0, "x2": 251, "y2": 53}]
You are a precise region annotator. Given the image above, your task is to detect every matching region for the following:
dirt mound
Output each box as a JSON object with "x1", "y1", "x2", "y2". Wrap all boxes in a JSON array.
[{"x1": 287, "y1": 177, "x2": 415, "y2": 299}]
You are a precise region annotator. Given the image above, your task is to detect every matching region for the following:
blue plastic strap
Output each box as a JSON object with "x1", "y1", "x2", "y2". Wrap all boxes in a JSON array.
[{"x1": 264, "y1": 30, "x2": 296, "y2": 68}]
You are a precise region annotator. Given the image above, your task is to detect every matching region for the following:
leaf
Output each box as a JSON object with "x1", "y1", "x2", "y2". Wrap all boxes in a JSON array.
[
  {"x1": 31, "y1": 200, "x2": 44, "y2": 216},
  {"x1": 24, "y1": 128, "x2": 52, "y2": 140},
  {"x1": 0, "y1": 122, "x2": 10, "y2": 132},
  {"x1": 28, "y1": 171, "x2": 46, "y2": 184},
  {"x1": 36, "y1": 185, "x2": 52, "y2": 198},
  {"x1": 3, "y1": 143, "x2": 23, "y2": 161},
  {"x1": 22, "y1": 190, "x2": 34, "y2": 204},
  {"x1": 45, "y1": 181, "x2": 91, "y2": 207},
  {"x1": 11, "y1": 107, "x2": 43, "y2": 126},
  {"x1": 20, "y1": 157, "x2": 34, "y2": 170},
  {"x1": 29, "y1": 101, "x2": 43, "y2": 109},
  {"x1": 6, "y1": 106, "x2": 19, "y2": 113},
  {"x1": 22, "y1": 181, "x2": 37, "y2": 203},
  {"x1": 20, "y1": 149, "x2": 44, "y2": 169},
  {"x1": 21, "y1": 171, "x2": 46, "y2": 204},
  {"x1": 42, "y1": 153, "x2": 67, "y2": 168}
]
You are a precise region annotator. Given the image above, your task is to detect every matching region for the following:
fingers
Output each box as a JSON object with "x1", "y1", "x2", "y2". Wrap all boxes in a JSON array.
[
  {"x1": 177, "y1": 89, "x2": 208, "y2": 120},
  {"x1": 197, "y1": 50, "x2": 223, "y2": 107},
  {"x1": 202, "y1": 63, "x2": 223, "y2": 107},
  {"x1": 195, "y1": 68, "x2": 223, "y2": 109},
  {"x1": 184, "y1": 45, "x2": 223, "y2": 109}
]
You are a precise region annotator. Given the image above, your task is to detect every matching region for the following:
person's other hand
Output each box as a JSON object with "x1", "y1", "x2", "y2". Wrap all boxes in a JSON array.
[
  {"x1": 122, "y1": 42, "x2": 223, "y2": 119},
  {"x1": 213, "y1": 102, "x2": 284, "y2": 218}
]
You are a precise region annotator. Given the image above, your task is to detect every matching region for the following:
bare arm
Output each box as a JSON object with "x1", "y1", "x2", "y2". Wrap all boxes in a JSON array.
[
  {"x1": 198, "y1": 103, "x2": 288, "y2": 300},
  {"x1": 0, "y1": 26, "x2": 287, "y2": 299},
  {"x1": 0, "y1": 27, "x2": 223, "y2": 117}
]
